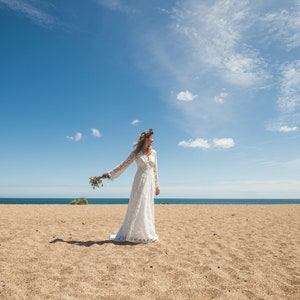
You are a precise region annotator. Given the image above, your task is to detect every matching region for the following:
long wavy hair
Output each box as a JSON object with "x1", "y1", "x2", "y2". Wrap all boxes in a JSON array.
[{"x1": 133, "y1": 129, "x2": 153, "y2": 155}]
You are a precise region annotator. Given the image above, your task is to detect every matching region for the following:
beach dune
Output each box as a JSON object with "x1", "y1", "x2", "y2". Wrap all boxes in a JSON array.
[{"x1": 1, "y1": 204, "x2": 300, "y2": 299}]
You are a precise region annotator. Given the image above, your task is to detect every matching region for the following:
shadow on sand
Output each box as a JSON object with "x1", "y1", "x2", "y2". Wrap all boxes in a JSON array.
[{"x1": 49, "y1": 238, "x2": 137, "y2": 247}]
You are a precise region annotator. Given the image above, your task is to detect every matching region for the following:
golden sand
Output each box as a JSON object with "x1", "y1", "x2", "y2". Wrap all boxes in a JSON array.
[{"x1": 1, "y1": 204, "x2": 300, "y2": 299}]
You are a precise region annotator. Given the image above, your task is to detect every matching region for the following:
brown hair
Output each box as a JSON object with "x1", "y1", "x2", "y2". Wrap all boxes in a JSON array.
[{"x1": 133, "y1": 129, "x2": 153, "y2": 155}]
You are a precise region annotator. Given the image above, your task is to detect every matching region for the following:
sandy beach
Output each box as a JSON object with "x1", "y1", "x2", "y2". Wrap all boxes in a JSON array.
[{"x1": 0, "y1": 204, "x2": 299, "y2": 299}]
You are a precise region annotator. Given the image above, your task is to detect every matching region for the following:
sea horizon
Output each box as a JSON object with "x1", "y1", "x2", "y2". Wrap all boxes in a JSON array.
[{"x1": 1, "y1": 197, "x2": 300, "y2": 205}]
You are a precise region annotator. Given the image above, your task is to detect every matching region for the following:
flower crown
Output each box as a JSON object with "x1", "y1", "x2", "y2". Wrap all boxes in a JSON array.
[
  {"x1": 140, "y1": 128, "x2": 153, "y2": 139},
  {"x1": 134, "y1": 129, "x2": 154, "y2": 146}
]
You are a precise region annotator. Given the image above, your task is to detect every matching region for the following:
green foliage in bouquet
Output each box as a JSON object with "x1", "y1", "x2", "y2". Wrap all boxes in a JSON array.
[{"x1": 70, "y1": 197, "x2": 88, "y2": 205}]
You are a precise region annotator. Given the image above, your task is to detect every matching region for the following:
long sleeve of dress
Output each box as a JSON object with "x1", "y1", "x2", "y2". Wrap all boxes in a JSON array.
[
  {"x1": 108, "y1": 151, "x2": 137, "y2": 180},
  {"x1": 153, "y1": 150, "x2": 159, "y2": 189}
]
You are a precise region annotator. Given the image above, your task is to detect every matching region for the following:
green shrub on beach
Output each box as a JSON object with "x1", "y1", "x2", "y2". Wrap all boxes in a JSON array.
[{"x1": 70, "y1": 197, "x2": 88, "y2": 205}]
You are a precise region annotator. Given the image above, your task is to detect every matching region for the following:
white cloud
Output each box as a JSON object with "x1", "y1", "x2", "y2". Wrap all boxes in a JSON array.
[
  {"x1": 278, "y1": 125, "x2": 298, "y2": 132},
  {"x1": 178, "y1": 137, "x2": 235, "y2": 149},
  {"x1": 0, "y1": 0, "x2": 57, "y2": 27},
  {"x1": 66, "y1": 132, "x2": 82, "y2": 142},
  {"x1": 131, "y1": 119, "x2": 140, "y2": 125},
  {"x1": 91, "y1": 128, "x2": 101, "y2": 137},
  {"x1": 213, "y1": 138, "x2": 235, "y2": 149},
  {"x1": 214, "y1": 89, "x2": 228, "y2": 104},
  {"x1": 178, "y1": 138, "x2": 211, "y2": 149},
  {"x1": 177, "y1": 90, "x2": 198, "y2": 101},
  {"x1": 277, "y1": 61, "x2": 300, "y2": 113}
]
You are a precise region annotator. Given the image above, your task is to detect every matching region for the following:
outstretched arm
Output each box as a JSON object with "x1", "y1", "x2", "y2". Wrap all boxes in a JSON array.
[{"x1": 102, "y1": 151, "x2": 137, "y2": 180}]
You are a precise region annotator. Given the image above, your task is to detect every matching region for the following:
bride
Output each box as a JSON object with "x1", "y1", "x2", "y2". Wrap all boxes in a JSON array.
[{"x1": 101, "y1": 129, "x2": 160, "y2": 243}]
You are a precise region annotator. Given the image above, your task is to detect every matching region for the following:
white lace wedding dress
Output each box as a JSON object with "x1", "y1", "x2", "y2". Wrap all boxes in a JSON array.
[{"x1": 108, "y1": 150, "x2": 159, "y2": 243}]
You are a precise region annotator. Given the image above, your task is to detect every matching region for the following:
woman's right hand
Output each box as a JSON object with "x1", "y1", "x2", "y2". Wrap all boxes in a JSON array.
[
  {"x1": 101, "y1": 173, "x2": 110, "y2": 178},
  {"x1": 155, "y1": 187, "x2": 160, "y2": 196}
]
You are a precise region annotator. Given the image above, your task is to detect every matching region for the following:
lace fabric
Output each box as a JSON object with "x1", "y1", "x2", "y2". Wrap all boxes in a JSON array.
[
  {"x1": 108, "y1": 150, "x2": 159, "y2": 243},
  {"x1": 108, "y1": 151, "x2": 137, "y2": 180}
]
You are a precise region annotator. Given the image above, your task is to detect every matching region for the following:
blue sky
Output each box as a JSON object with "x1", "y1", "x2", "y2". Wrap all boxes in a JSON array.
[{"x1": 1, "y1": 0, "x2": 300, "y2": 199}]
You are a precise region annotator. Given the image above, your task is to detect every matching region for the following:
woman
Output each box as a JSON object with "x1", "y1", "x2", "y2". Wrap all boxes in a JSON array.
[{"x1": 102, "y1": 129, "x2": 160, "y2": 243}]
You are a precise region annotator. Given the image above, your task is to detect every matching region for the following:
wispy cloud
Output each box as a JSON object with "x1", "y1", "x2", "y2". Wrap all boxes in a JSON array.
[
  {"x1": 172, "y1": 0, "x2": 269, "y2": 87},
  {"x1": 177, "y1": 90, "x2": 197, "y2": 101},
  {"x1": 157, "y1": 1, "x2": 300, "y2": 137},
  {"x1": 214, "y1": 89, "x2": 228, "y2": 104},
  {"x1": 178, "y1": 137, "x2": 235, "y2": 150},
  {"x1": 91, "y1": 128, "x2": 101, "y2": 137},
  {"x1": 266, "y1": 118, "x2": 300, "y2": 133},
  {"x1": 266, "y1": 60, "x2": 300, "y2": 131},
  {"x1": 94, "y1": 0, "x2": 135, "y2": 13},
  {"x1": 285, "y1": 157, "x2": 300, "y2": 168},
  {"x1": 67, "y1": 132, "x2": 82, "y2": 142},
  {"x1": 145, "y1": 0, "x2": 275, "y2": 135},
  {"x1": 262, "y1": 6, "x2": 300, "y2": 50},
  {"x1": 256, "y1": 157, "x2": 300, "y2": 169},
  {"x1": 277, "y1": 61, "x2": 300, "y2": 113},
  {"x1": 0, "y1": 0, "x2": 57, "y2": 27}
]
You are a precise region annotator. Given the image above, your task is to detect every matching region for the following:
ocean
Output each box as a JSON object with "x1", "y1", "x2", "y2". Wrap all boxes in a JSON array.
[{"x1": 0, "y1": 198, "x2": 300, "y2": 205}]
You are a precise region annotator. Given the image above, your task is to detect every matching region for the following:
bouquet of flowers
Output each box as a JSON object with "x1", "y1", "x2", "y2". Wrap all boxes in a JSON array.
[{"x1": 89, "y1": 176, "x2": 104, "y2": 190}]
